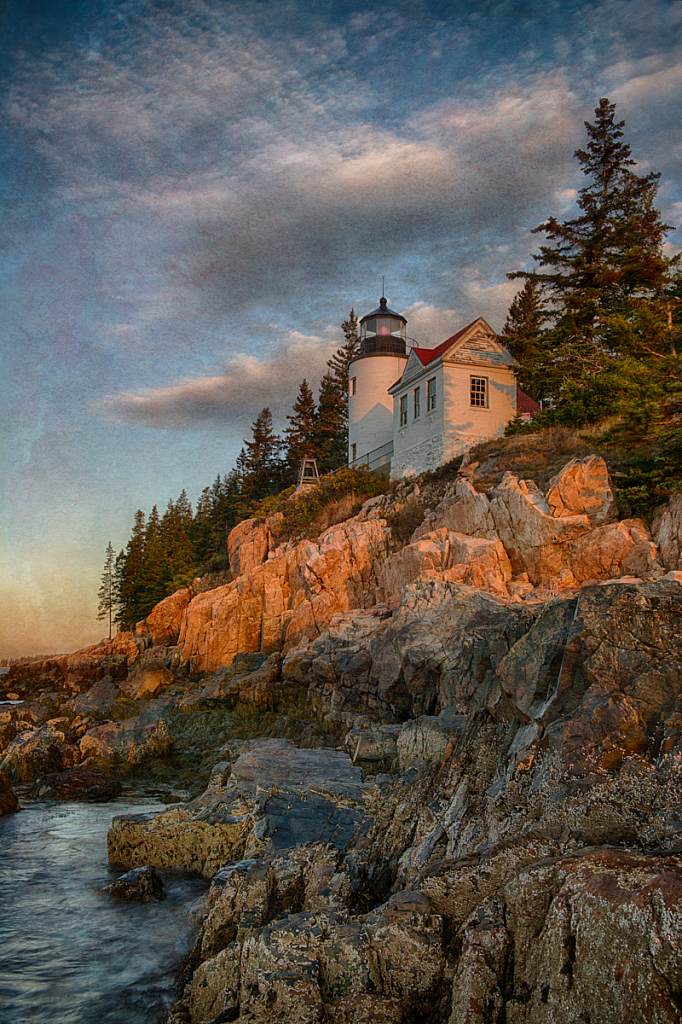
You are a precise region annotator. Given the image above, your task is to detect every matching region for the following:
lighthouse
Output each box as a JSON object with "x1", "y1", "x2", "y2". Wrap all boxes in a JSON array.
[{"x1": 348, "y1": 297, "x2": 408, "y2": 470}]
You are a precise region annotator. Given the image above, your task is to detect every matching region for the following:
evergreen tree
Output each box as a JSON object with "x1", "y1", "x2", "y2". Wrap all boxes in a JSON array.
[
  {"x1": 509, "y1": 98, "x2": 679, "y2": 414},
  {"x1": 500, "y1": 279, "x2": 549, "y2": 402},
  {"x1": 97, "y1": 541, "x2": 116, "y2": 640},
  {"x1": 140, "y1": 505, "x2": 168, "y2": 612},
  {"x1": 116, "y1": 509, "x2": 146, "y2": 629},
  {"x1": 283, "y1": 379, "x2": 317, "y2": 483},
  {"x1": 314, "y1": 372, "x2": 347, "y2": 473},
  {"x1": 241, "y1": 408, "x2": 283, "y2": 505},
  {"x1": 327, "y1": 309, "x2": 360, "y2": 422}
]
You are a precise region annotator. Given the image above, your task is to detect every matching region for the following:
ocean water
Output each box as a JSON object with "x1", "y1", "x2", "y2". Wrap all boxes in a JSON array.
[{"x1": 0, "y1": 796, "x2": 208, "y2": 1024}]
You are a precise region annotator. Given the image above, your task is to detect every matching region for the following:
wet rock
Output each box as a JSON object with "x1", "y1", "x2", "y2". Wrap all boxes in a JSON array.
[
  {"x1": 64, "y1": 675, "x2": 121, "y2": 719},
  {"x1": 0, "y1": 723, "x2": 79, "y2": 783},
  {"x1": 108, "y1": 740, "x2": 373, "y2": 878},
  {"x1": 0, "y1": 771, "x2": 19, "y2": 814},
  {"x1": 103, "y1": 864, "x2": 165, "y2": 902},
  {"x1": 31, "y1": 768, "x2": 122, "y2": 802},
  {"x1": 79, "y1": 715, "x2": 172, "y2": 766}
]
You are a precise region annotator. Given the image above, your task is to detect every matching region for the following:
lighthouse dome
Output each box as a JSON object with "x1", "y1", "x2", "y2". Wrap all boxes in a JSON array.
[{"x1": 358, "y1": 296, "x2": 407, "y2": 356}]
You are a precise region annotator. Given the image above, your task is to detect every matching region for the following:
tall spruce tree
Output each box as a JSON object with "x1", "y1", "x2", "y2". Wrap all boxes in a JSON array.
[
  {"x1": 97, "y1": 541, "x2": 117, "y2": 639},
  {"x1": 241, "y1": 408, "x2": 283, "y2": 505},
  {"x1": 314, "y1": 371, "x2": 347, "y2": 473},
  {"x1": 116, "y1": 509, "x2": 146, "y2": 629},
  {"x1": 327, "y1": 309, "x2": 360, "y2": 421},
  {"x1": 283, "y1": 380, "x2": 317, "y2": 483},
  {"x1": 500, "y1": 279, "x2": 548, "y2": 402},
  {"x1": 509, "y1": 98, "x2": 678, "y2": 413}
]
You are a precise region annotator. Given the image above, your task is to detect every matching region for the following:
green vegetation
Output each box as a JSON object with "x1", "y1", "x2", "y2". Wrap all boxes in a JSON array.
[
  {"x1": 504, "y1": 98, "x2": 681, "y2": 434},
  {"x1": 499, "y1": 97, "x2": 682, "y2": 518}
]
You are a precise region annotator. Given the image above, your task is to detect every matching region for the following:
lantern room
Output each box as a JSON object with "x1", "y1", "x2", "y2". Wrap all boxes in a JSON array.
[{"x1": 359, "y1": 297, "x2": 407, "y2": 356}]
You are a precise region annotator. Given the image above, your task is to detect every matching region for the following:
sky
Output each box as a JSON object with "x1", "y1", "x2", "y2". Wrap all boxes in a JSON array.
[{"x1": 1, "y1": 0, "x2": 681, "y2": 658}]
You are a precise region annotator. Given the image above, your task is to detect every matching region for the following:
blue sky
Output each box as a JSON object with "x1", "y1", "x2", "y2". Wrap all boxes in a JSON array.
[{"x1": 2, "y1": 0, "x2": 681, "y2": 657}]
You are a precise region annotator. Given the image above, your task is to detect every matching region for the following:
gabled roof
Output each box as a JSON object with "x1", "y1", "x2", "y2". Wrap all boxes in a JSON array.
[
  {"x1": 516, "y1": 387, "x2": 541, "y2": 413},
  {"x1": 389, "y1": 317, "x2": 516, "y2": 393},
  {"x1": 409, "y1": 321, "x2": 476, "y2": 369}
]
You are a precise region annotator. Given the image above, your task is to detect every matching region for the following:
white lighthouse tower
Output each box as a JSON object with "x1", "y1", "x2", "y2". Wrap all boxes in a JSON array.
[{"x1": 348, "y1": 297, "x2": 408, "y2": 472}]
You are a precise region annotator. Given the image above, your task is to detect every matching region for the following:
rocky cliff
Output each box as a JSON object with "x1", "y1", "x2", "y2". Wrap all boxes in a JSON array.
[{"x1": 3, "y1": 453, "x2": 682, "y2": 1021}]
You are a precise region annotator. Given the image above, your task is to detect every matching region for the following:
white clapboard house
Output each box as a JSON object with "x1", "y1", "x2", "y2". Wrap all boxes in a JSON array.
[{"x1": 348, "y1": 297, "x2": 526, "y2": 479}]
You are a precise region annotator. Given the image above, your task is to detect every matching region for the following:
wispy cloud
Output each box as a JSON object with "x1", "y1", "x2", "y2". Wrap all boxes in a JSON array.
[{"x1": 96, "y1": 328, "x2": 340, "y2": 428}]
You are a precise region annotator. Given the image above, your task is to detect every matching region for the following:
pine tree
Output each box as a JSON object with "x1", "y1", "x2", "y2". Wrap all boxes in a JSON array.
[
  {"x1": 509, "y1": 98, "x2": 679, "y2": 414},
  {"x1": 500, "y1": 279, "x2": 548, "y2": 402},
  {"x1": 116, "y1": 509, "x2": 146, "y2": 629},
  {"x1": 327, "y1": 309, "x2": 360, "y2": 423},
  {"x1": 314, "y1": 372, "x2": 347, "y2": 473},
  {"x1": 283, "y1": 379, "x2": 317, "y2": 483},
  {"x1": 241, "y1": 408, "x2": 283, "y2": 505},
  {"x1": 97, "y1": 541, "x2": 116, "y2": 640}
]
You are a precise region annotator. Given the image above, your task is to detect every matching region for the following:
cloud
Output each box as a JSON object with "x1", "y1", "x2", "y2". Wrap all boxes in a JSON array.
[{"x1": 96, "y1": 328, "x2": 341, "y2": 429}]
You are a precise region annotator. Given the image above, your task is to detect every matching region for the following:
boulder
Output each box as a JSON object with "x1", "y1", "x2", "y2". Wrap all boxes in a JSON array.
[
  {"x1": 0, "y1": 723, "x2": 79, "y2": 782},
  {"x1": 546, "y1": 455, "x2": 618, "y2": 524},
  {"x1": 31, "y1": 768, "x2": 122, "y2": 802},
  {"x1": 378, "y1": 529, "x2": 512, "y2": 603},
  {"x1": 108, "y1": 740, "x2": 373, "y2": 878},
  {"x1": 140, "y1": 588, "x2": 192, "y2": 646},
  {"x1": 567, "y1": 518, "x2": 662, "y2": 582},
  {"x1": 64, "y1": 675, "x2": 121, "y2": 719},
  {"x1": 122, "y1": 663, "x2": 173, "y2": 700},
  {"x1": 397, "y1": 710, "x2": 466, "y2": 770},
  {"x1": 103, "y1": 865, "x2": 165, "y2": 902},
  {"x1": 412, "y1": 477, "x2": 498, "y2": 541},
  {"x1": 344, "y1": 724, "x2": 400, "y2": 767},
  {"x1": 489, "y1": 472, "x2": 592, "y2": 584},
  {"x1": 0, "y1": 771, "x2": 19, "y2": 814},
  {"x1": 79, "y1": 715, "x2": 172, "y2": 766}
]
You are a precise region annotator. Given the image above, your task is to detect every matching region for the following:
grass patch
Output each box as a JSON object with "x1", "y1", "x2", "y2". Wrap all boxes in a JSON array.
[{"x1": 250, "y1": 466, "x2": 386, "y2": 543}]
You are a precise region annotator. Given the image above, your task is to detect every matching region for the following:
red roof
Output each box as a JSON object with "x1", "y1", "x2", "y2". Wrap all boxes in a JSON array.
[
  {"x1": 411, "y1": 321, "x2": 476, "y2": 368},
  {"x1": 516, "y1": 386, "x2": 540, "y2": 413}
]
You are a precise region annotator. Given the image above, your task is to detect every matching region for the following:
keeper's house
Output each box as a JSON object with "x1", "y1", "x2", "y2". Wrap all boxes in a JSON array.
[{"x1": 348, "y1": 297, "x2": 528, "y2": 480}]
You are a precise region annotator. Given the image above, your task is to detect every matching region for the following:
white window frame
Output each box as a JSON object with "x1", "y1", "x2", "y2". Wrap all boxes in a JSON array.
[
  {"x1": 350, "y1": 443, "x2": 356, "y2": 463},
  {"x1": 350, "y1": 377, "x2": 356, "y2": 396},
  {"x1": 426, "y1": 377, "x2": 436, "y2": 411},
  {"x1": 413, "y1": 386, "x2": 420, "y2": 419},
  {"x1": 399, "y1": 395, "x2": 408, "y2": 426},
  {"x1": 470, "y1": 376, "x2": 488, "y2": 408}
]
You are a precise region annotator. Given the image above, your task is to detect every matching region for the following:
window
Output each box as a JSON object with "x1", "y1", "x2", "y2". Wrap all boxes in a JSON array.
[
  {"x1": 413, "y1": 386, "x2": 420, "y2": 419},
  {"x1": 399, "y1": 395, "x2": 408, "y2": 426},
  {"x1": 350, "y1": 443, "x2": 356, "y2": 463},
  {"x1": 470, "y1": 376, "x2": 488, "y2": 407},
  {"x1": 350, "y1": 377, "x2": 356, "y2": 396},
  {"x1": 427, "y1": 377, "x2": 436, "y2": 411}
]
